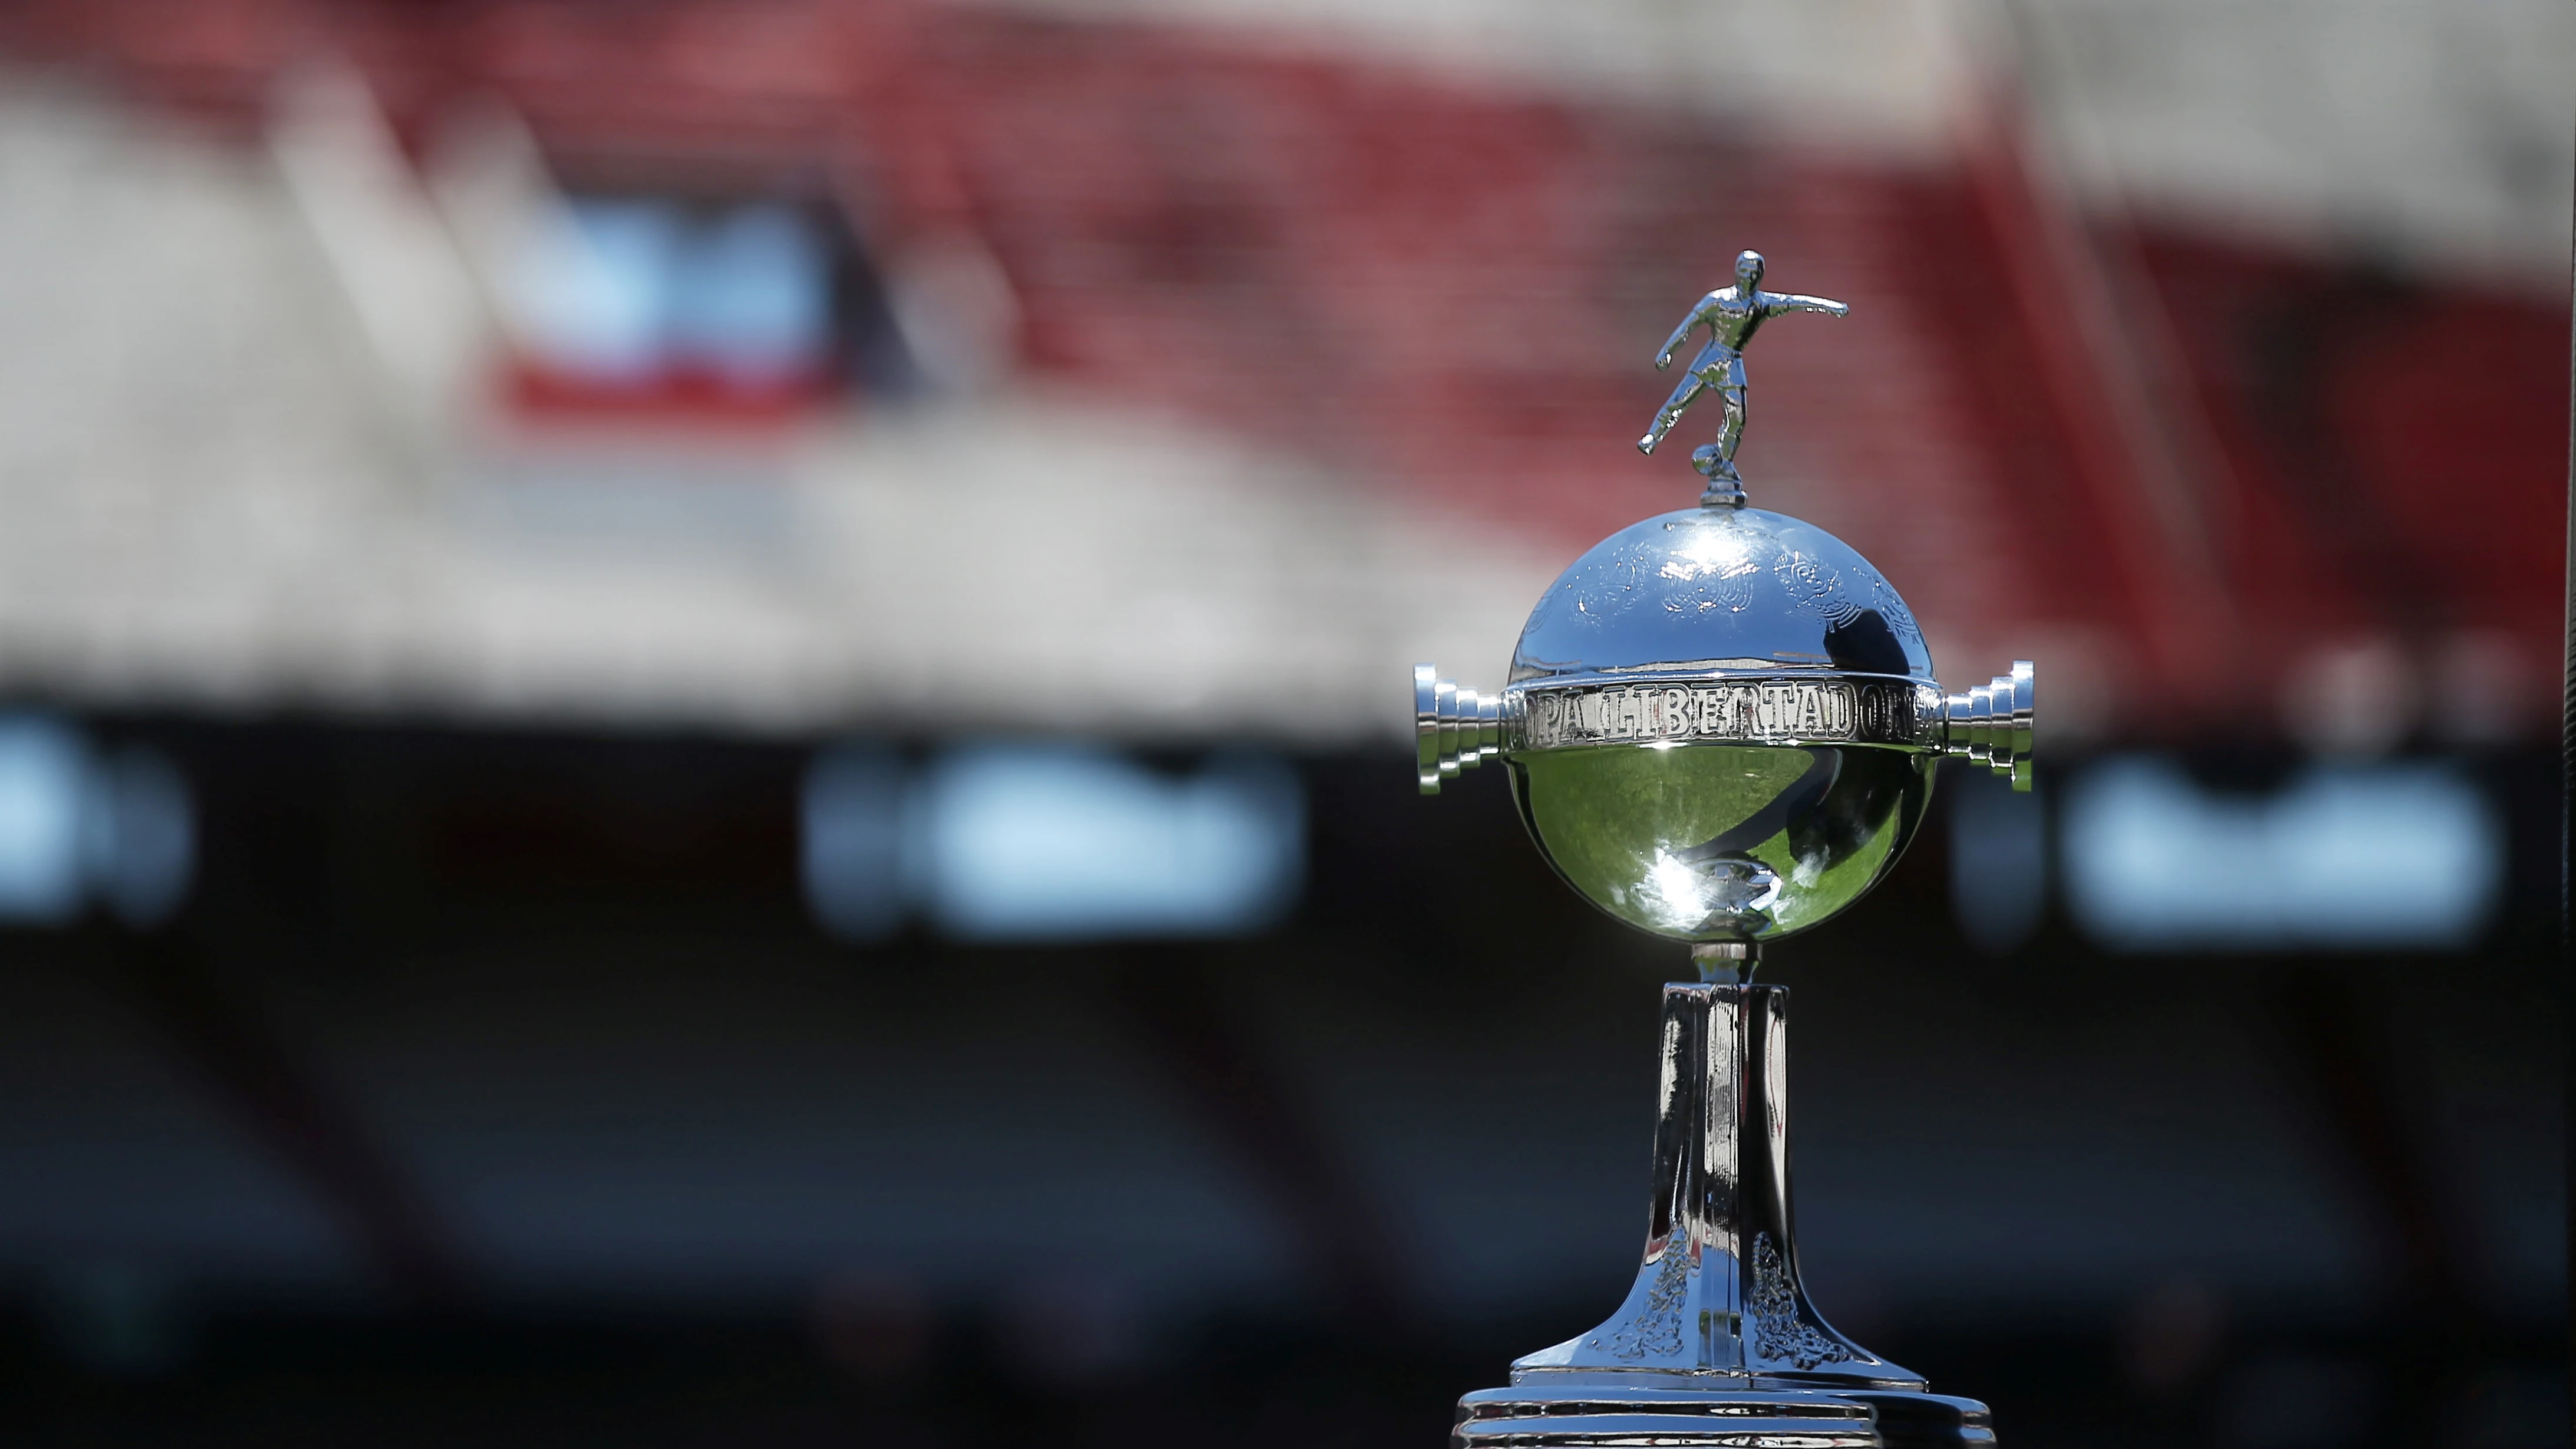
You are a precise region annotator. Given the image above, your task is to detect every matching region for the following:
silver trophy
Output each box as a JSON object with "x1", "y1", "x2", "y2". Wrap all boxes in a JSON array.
[{"x1": 1417, "y1": 251, "x2": 2033, "y2": 1449}]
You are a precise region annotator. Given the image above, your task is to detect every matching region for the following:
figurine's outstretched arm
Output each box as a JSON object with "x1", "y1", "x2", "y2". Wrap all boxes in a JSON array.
[
  {"x1": 1653, "y1": 295, "x2": 1720, "y2": 369},
  {"x1": 1763, "y1": 292, "x2": 1849, "y2": 319}
]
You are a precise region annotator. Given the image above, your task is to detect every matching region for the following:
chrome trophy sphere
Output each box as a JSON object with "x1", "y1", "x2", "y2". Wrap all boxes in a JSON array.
[{"x1": 1417, "y1": 251, "x2": 2033, "y2": 950}]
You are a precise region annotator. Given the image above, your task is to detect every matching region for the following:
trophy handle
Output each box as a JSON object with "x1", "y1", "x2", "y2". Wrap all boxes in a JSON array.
[
  {"x1": 1415, "y1": 664, "x2": 1501, "y2": 795},
  {"x1": 1943, "y1": 660, "x2": 2035, "y2": 792}
]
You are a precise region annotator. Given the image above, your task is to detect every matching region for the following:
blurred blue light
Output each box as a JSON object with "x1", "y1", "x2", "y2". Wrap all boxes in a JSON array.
[
  {"x1": 668, "y1": 205, "x2": 831, "y2": 386},
  {"x1": 2061, "y1": 755, "x2": 2501, "y2": 951},
  {"x1": 522, "y1": 199, "x2": 681, "y2": 381},
  {"x1": 90, "y1": 746, "x2": 196, "y2": 928},
  {"x1": 912, "y1": 743, "x2": 1303, "y2": 944},
  {"x1": 516, "y1": 200, "x2": 831, "y2": 388},
  {"x1": 0, "y1": 717, "x2": 196, "y2": 928},
  {"x1": 0, "y1": 716, "x2": 90, "y2": 923},
  {"x1": 801, "y1": 745, "x2": 909, "y2": 943},
  {"x1": 799, "y1": 742, "x2": 1307, "y2": 945}
]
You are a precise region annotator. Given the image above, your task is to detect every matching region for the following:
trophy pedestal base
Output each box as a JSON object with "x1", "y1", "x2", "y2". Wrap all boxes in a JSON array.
[
  {"x1": 1452, "y1": 1381, "x2": 1992, "y2": 1449},
  {"x1": 1452, "y1": 983, "x2": 1994, "y2": 1448}
]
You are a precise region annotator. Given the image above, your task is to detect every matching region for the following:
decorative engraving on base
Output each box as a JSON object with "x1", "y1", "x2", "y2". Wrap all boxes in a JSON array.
[
  {"x1": 1748, "y1": 1232, "x2": 1853, "y2": 1371},
  {"x1": 1592, "y1": 1235, "x2": 1691, "y2": 1361}
]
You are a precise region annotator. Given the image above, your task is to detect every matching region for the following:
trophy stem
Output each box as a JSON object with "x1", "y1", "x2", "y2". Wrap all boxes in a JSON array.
[
  {"x1": 1457, "y1": 983, "x2": 1994, "y2": 1449},
  {"x1": 1510, "y1": 982, "x2": 1912, "y2": 1387},
  {"x1": 1691, "y1": 940, "x2": 1755, "y2": 984}
]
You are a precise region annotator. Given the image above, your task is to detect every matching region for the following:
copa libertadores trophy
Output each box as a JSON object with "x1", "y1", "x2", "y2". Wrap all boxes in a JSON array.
[{"x1": 1416, "y1": 250, "x2": 2034, "y2": 1449}]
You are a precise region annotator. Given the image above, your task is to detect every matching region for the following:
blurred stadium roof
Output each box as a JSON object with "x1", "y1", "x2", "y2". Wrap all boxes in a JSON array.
[{"x1": 0, "y1": 0, "x2": 2562, "y2": 746}]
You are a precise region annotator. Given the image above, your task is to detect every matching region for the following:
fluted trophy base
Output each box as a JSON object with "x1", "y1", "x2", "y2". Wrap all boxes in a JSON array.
[{"x1": 1450, "y1": 984, "x2": 1993, "y2": 1449}]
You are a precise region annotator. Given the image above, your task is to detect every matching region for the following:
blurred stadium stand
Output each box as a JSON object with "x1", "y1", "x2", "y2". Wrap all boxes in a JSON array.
[
  {"x1": 0, "y1": 0, "x2": 2559, "y2": 737},
  {"x1": 0, "y1": 2, "x2": 2558, "y2": 1446}
]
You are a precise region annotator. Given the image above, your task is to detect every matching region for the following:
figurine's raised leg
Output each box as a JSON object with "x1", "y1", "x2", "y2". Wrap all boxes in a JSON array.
[{"x1": 1639, "y1": 374, "x2": 1706, "y2": 455}]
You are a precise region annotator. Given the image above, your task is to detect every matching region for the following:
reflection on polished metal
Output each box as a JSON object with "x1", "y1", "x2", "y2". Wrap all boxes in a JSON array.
[
  {"x1": 1456, "y1": 984, "x2": 1998, "y2": 1449},
  {"x1": 1419, "y1": 256, "x2": 2035, "y2": 1448},
  {"x1": 1414, "y1": 468, "x2": 2034, "y2": 942},
  {"x1": 1639, "y1": 250, "x2": 1849, "y2": 508},
  {"x1": 1944, "y1": 661, "x2": 2036, "y2": 790},
  {"x1": 1415, "y1": 664, "x2": 1501, "y2": 792},
  {"x1": 1413, "y1": 502, "x2": 2031, "y2": 939}
]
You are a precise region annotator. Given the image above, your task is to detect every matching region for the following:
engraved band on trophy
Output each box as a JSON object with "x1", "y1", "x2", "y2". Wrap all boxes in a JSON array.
[{"x1": 1415, "y1": 252, "x2": 2034, "y2": 1449}]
